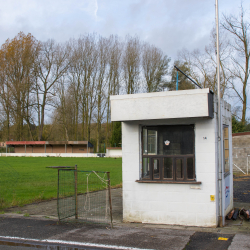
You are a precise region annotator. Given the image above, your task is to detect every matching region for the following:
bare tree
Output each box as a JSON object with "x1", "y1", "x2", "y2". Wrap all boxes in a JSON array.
[
  {"x1": 106, "y1": 35, "x2": 122, "y2": 146},
  {"x1": 95, "y1": 36, "x2": 109, "y2": 152},
  {"x1": 178, "y1": 28, "x2": 231, "y2": 96},
  {"x1": 142, "y1": 43, "x2": 170, "y2": 92},
  {"x1": 37, "y1": 40, "x2": 70, "y2": 140},
  {"x1": 122, "y1": 36, "x2": 141, "y2": 94},
  {"x1": 79, "y1": 34, "x2": 99, "y2": 142},
  {"x1": 68, "y1": 39, "x2": 84, "y2": 140},
  {"x1": 222, "y1": 6, "x2": 250, "y2": 125}
]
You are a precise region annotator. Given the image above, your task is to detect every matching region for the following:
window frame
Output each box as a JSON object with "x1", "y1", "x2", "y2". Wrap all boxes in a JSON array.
[
  {"x1": 223, "y1": 125, "x2": 230, "y2": 176},
  {"x1": 140, "y1": 125, "x2": 196, "y2": 183}
]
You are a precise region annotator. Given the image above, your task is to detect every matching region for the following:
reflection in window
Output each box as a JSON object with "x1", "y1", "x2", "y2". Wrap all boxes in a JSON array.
[
  {"x1": 176, "y1": 159, "x2": 183, "y2": 179},
  {"x1": 224, "y1": 126, "x2": 229, "y2": 173},
  {"x1": 143, "y1": 128, "x2": 147, "y2": 154},
  {"x1": 148, "y1": 130, "x2": 157, "y2": 155},
  {"x1": 164, "y1": 158, "x2": 173, "y2": 179},
  {"x1": 153, "y1": 159, "x2": 160, "y2": 179},
  {"x1": 142, "y1": 158, "x2": 150, "y2": 179},
  {"x1": 187, "y1": 158, "x2": 194, "y2": 179}
]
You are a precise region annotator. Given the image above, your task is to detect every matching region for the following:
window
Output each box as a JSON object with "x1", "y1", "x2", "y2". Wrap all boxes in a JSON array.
[
  {"x1": 223, "y1": 126, "x2": 230, "y2": 174},
  {"x1": 141, "y1": 125, "x2": 195, "y2": 182}
]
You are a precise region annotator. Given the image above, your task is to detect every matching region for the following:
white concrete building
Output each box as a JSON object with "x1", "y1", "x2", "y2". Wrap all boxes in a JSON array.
[
  {"x1": 111, "y1": 88, "x2": 233, "y2": 227},
  {"x1": 106, "y1": 147, "x2": 122, "y2": 158}
]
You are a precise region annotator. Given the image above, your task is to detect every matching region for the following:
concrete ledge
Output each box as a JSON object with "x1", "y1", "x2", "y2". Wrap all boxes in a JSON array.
[{"x1": 0, "y1": 153, "x2": 99, "y2": 157}]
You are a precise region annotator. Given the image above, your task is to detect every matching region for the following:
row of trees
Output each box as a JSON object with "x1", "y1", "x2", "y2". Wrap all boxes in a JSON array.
[
  {"x1": 0, "y1": 33, "x2": 170, "y2": 151},
  {"x1": 0, "y1": 6, "x2": 249, "y2": 150}
]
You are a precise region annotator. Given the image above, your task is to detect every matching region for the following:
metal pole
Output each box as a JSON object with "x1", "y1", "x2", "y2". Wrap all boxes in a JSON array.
[
  {"x1": 57, "y1": 169, "x2": 60, "y2": 221},
  {"x1": 87, "y1": 142, "x2": 88, "y2": 157},
  {"x1": 107, "y1": 172, "x2": 113, "y2": 228},
  {"x1": 247, "y1": 155, "x2": 249, "y2": 175},
  {"x1": 74, "y1": 165, "x2": 78, "y2": 219},
  {"x1": 174, "y1": 65, "x2": 202, "y2": 89},
  {"x1": 216, "y1": 0, "x2": 223, "y2": 227},
  {"x1": 176, "y1": 71, "x2": 179, "y2": 91}
]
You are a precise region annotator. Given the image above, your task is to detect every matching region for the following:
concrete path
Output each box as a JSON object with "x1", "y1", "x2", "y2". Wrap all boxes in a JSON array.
[
  {"x1": 0, "y1": 215, "x2": 250, "y2": 250},
  {"x1": 3, "y1": 189, "x2": 250, "y2": 249}
]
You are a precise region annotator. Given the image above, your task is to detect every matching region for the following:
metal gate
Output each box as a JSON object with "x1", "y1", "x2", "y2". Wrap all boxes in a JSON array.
[{"x1": 56, "y1": 167, "x2": 113, "y2": 226}]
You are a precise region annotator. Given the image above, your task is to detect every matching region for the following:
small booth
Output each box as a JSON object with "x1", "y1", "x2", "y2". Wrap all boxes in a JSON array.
[{"x1": 111, "y1": 88, "x2": 233, "y2": 227}]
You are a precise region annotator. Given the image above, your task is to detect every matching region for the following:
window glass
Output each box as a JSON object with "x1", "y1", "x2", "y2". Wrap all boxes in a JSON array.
[
  {"x1": 187, "y1": 158, "x2": 194, "y2": 179},
  {"x1": 164, "y1": 158, "x2": 173, "y2": 179},
  {"x1": 148, "y1": 130, "x2": 157, "y2": 155},
  {"x1": 176, "y1": 159, "x2": 183, "y2": 179},
  {"x1": 224, "y1": 126, "x2": 229, "y2": 173},
  {"x1": 141, "y1": 125, "x2": 195, "y2": 182},
  {"x1": 143, "y1": 128, "x2": 147, "y2": 155},
  {"x1": 157, "y1": 125, "x2": 194, "y2": 155},
  {"x1": 153, "y1": 159, "x2": 160, "y2": 179},
  {"x1": 142, "y1": 158, "x2": 150, "y2": 179}
]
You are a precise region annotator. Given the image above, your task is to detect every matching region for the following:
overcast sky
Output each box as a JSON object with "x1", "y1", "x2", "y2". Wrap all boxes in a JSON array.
[{"x1": 0, "y1": 0, "x2": 248, "y2": 62}]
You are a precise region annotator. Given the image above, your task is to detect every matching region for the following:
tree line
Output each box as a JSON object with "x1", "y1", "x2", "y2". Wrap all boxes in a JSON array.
[
  {"x1": 0, "y1": 6, "x2": 249, "y2": 150},
  {"x1": 0, "y1": 33, "x2": 170, "y2": 151}
]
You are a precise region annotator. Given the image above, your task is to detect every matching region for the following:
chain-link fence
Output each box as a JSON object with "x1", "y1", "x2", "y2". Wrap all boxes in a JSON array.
[{"x1": 55, "y1": 167, "x2": 113, "y2": 226}]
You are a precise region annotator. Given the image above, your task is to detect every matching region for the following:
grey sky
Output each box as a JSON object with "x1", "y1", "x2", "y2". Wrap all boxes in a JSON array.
[{"x1": 0, "y1": 0, "x2": 247, "y2": 61}]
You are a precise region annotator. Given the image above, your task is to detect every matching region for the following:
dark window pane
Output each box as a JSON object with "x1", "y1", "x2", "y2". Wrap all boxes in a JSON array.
[
  {"x1": 187, "y1": 158, "x2": 194, "y2": 179},
  {"x1": 153, "y1": 159, "x2": 160, "y2": 179},
  {"x1": 142, "y1": 158, "x2": 150, "y2": 179},
  {"x1": 176, "y1": 159, "x2": 183, "y2": 179},
  {"x1": 158, "y1": 125, "x2": 194, "y2": 156},
  {"x1": 164, "y1": 158, "x2": 173, "y2": 179}
]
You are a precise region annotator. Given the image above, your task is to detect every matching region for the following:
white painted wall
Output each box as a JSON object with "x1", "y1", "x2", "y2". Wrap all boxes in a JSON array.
[
  {"x1": 111, "y1": 89, "x2": 233, "y2": 227},
  {"x1": 111, "y1": 88, "x2": 213, "y2": 121},
  {"x1": 106, "y1": 148, "x2": 122, "y2": 158},
  {"x1": 122, "y1": 118, "x2": 218, "y2": 227}
]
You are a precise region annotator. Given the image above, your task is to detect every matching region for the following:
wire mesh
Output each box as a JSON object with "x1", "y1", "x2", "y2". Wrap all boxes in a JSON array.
[{"x1": 58, "y1": 169, "x2": 112, "y2": 225}]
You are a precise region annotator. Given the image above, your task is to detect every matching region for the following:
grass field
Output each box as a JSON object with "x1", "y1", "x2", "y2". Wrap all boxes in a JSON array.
[{"x1": 0, "y1": 157, "x2": 122, "y2": 210}]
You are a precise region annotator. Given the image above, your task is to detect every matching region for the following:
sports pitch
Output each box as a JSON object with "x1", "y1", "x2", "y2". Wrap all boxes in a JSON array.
[{"x1": 0, "y1": 157, "x2": 122, "y2": 210}]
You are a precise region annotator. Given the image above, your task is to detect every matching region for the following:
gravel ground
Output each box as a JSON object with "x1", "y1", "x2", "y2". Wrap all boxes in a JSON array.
[{"x1": 233, "y1": 175, "x2": 250, "y2": 203}]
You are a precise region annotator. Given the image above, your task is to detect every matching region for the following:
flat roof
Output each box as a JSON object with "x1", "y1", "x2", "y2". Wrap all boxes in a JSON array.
[{"x1": 110, "y1": 88, "x2": 212, "y2": 100}]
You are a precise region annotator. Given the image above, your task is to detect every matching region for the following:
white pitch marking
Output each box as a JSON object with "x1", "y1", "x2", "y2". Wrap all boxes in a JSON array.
[{"x1": 0, "y1": 236, "x2": 153, "y2": 250}]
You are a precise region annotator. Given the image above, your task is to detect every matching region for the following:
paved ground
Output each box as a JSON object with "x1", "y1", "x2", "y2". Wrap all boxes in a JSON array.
[
  {"x1": 6, "y1": 188, "x2": 123, "y2": 222},
  {"x1": 1, "y1": 176, "x2": 250, "y2": 249},
  {"x1": 234, "y1": 174, "x2": 250, "y2": 203},
  {"x1": 0, "y1": 215, "x2": 249, "y2": 250}
]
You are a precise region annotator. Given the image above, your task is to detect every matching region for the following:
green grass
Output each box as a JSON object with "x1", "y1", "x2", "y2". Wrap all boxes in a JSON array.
[{"x1": 0, "y1": 157, "x2": 122, "y2": 210}]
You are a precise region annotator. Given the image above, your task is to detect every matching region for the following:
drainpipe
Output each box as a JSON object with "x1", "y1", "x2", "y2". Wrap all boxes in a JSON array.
[{"x1": 216, "y1": 0, "x2": 223, "y2": 227}]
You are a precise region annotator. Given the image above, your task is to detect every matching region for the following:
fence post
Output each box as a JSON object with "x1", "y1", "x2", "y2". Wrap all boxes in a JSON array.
[
  {"x1": 57, "y1": 169, "x2": 60, "y2": 221},
  {"x1": 75, "y1": 165, "x2": 78, "y2": 219},
  {"x1": 107, "y1": 172, "x2": 113, "y2": 228}
]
